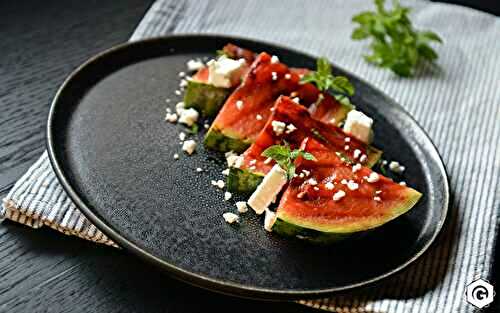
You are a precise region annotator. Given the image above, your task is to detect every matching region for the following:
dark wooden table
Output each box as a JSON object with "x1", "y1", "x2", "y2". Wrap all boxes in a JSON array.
[{"x1": 0, "y1": 1, "x2": 497, "y2": 312}]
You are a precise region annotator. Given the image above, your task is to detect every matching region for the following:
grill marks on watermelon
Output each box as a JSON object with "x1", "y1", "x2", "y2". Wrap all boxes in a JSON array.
[
  {"x1": 207, "y1": 53, "x2": 302, "y2": 148},
  {"x1": 275, "y1": 138, "x2": 421, "y2": 236}
]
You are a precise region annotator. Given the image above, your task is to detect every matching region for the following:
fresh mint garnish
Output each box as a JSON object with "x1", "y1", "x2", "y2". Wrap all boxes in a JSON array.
[{"x1": 262, "y1": 143, "x2": 316, "y2": 179}]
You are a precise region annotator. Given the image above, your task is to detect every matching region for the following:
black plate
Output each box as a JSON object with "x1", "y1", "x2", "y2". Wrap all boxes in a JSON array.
[{"x1": 47, "y1": 35, "x2": 449, "y2": 300}]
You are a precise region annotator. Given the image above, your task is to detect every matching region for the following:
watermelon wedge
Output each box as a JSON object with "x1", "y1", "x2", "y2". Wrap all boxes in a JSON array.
[
  {"x1": 272, "y1": 138, "x2": 421, "y2": 243},
  {"x1": 204, "y1": 52, "x2": 303, "y2": 152},
  {"x1": 227, "y1": 96, "x2": 382, "y2": 194}
]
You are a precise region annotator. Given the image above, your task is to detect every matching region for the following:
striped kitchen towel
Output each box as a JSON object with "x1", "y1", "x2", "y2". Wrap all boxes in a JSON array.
[{"x1": 2, "y1": 0, "x2": 499, "y2": 312}]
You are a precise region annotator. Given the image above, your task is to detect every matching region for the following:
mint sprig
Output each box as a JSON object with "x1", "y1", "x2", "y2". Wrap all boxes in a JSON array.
[
  {"x1": 262, "y1": 143, "x2": 316, "y2": 179},
  {"x1": 351, "y1": 0, "x2": 442, "y2": 77}
]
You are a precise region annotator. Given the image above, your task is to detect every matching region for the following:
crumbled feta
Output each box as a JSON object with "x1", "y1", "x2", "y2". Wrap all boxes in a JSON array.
[
  {"x1": 302, "y1": 169, "x2": 310, "y2": 176},
  {"x1": 313, "y1": 186, "x2": 320, "y2": 191},
  {"x1": 178, "y1": 71, "x2": 186, "y2": 78},
  {"x1": 236, "y1": 100, "x2": 244, "y2": 110},
  {"x1": 165, "y1": 113, "x2": 178, "y2": 123},
  {"x1": 299, "y1": 173, "x2": 305, "y2": 178},
  {"x1": 179, "y1": 132, "x2": 186, "y2": 141},
  {"x1": 347, "y1": 180, "x2": 359, "y2": 190},
  {"x1": 173, "y1": 153, "x2": 179, "y2": 160},
  {"x1": 249, "y1": 159, "x2": 257, "y2": 165},
  {"x1": 333, "y1": 190, "x2": 346, "y2": 201},
  {"x1": 366, "y1": 172, "x2": 380, "y2": 183},
  {"x1": 207, "y1": 57, "x2": 245, "y2": 88},
  {"x1": 222, "y1": 212, "x2": 239, "y2": 224},
  {"x1": 204, "y1": 123, "x2": 210, "y2": 129},
  {"x1": 249, "y1": 165, "x2": 256, "y2": 170},
  {"x1": 325, "y1": 182, "x2": 335, "y2": 190},
  {"x1": 248, "y1": 165, "x2": 287, "y2": 215},
  {"x1": 175, "y1": 90, "x2": 182, "y2": 96},
  {"x1": 256, "y1": 114, "x2": 263, "y2": 120},
  {"x1": 307, "y1": 178, "x2": 318, "y2": 186},
  {"x1": 271, "y1": 72, "x2": 278, "y2": 81},
  {"x1": 165, "y1": 98, "x2": 171, "y2": 103},
  {"x1": 352, "y1": 163, "x2": 362, "y2": 173},
  {"x1": 292, "y1": 97, "x2": 300, "y2": 104},
  {"x1": 374, "y1": 196, "x2": 381, "y2": 202},
  {"x1": 284, "y1": 73, "x2": 292, "y2": 79},
  {"x1": 359, "y1": 154, "x2": 368, "y2": 163},
  {"x1": 175, "y1": 101, "x2": 185, "y2": 115},
  {"x1": 263, "y1": 157, "x2": 272, "y2": 165},
  {"x1": 196, "y1": 167, "x2": 203, "y2": 172},
  {"x1": 343, "y1": 110, "x2": 373, "y2": 144},
  {"x1": 179, "y1": 79, "x2": 188, "y2": 88},
  {"x1": 399, "y1": 181, "x2": 407, "y2": 186},
  {"x1": 285, "y1": 123, "x2": 297, "y2": 134},
  {"x1": 236, "y1": 201, "x2": 248, "y2": 213},
  {"x1": 182, "y1": 140, "x2": 196, "y2": 155},
  {"x1": 215, "y1": 179, "x2": 225, "y2": 189},
  {"x1": 222, "y1": 168, "x2": 230, "y2": 176},
  {"x1": 264, "y1": 209, "x2": 277, "y2": 232},
  {"x1": 178, "y1": 108, "x2": 199, "y2": 127},
  {"x1": 186, "y1": 59, "x2": 204, "y2": 71},
  {"x1": 345, "y1": 145, "x2": 350, "y2": 151},
  {"x1": 227, "y1": 155, "x2": 244, "y2": 168},
  {"x1": 271, "y1": 120, "x2": 286, "y2": 135},
  {"x1": 270, "y1": 55, "x2": 279, "y2": 64},
  {"x1": 353, "y1": 149, "x2": 361, "y2": 159},
  {"x1": 345, "y1": 137, "x2": 351, "y2": 143},
  {"x1": 329, "y1": 117, "x2": 336, "y2": 124},
  {"x1": 375, "y1": 190, "x2": 382, "y2": 194},
  {"x1": 166, "y1": 107, "x2": 171, "y2": 113},
  {"x1": 224, "y1": 191, "x2": 232, "y2": 201},
  {"x1": 341, "y1": 179, "x2": 348, "y2": 185},
  {"x1": 389, "y1": 161, "x2": 405, "y2": 173}
]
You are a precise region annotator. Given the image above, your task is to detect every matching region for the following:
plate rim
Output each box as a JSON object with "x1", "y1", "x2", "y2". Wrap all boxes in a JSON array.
[{"x1": 46, "y1": 34, "x2": 450, "y2": 300}]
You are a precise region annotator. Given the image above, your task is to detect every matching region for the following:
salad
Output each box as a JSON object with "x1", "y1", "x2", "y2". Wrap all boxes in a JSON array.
[{"x1": 165, "y1": 43, "x2": 421, "y2": 244}]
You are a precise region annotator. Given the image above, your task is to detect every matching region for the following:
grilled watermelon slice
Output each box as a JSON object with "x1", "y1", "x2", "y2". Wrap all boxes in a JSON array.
[
  {"x1": 183, "y1": 44, "x2": 256, "y2": 117},
  {"x1": 226, "y1": 96, "x2": 382, "y2": 194},
  {"x1": 272, "y1": 138, "x2": 421, "y2": 243},
  {"x1": 204, "y1": 52, "x2": 302, "y2": 153}
]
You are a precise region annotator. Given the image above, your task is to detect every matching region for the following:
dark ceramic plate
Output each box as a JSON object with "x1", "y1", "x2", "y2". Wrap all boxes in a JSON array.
[{"x1": 47, "y1": 35, "x2": 449, "y2": 300}]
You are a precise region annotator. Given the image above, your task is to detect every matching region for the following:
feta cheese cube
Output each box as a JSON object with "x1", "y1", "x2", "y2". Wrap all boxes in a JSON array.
[
  {"x1": 264, "y1": 209, "x2": 277, "y2": 232},
  {"x1": 325, "y1": 182, "x2": 335, "y2": 190},
  {"x1": 343, "y1": 110, "x2": 373, "y2": 144},
  {"x1": 207, "y1": 56, "x2": 245, "y2": 88},
  {"x1": 248, "y1": 165, "x2": 287, "y2": 215},
  {"x1": 182, "y1": 140, "x2": 196, "y2": 155},
  {"x1": 236, "y1": 201, "x2": 248, "y2": 213},
  {"x1": 178, "y1": 108, "x2": 199, "y2": 127},
  {"x1": 222, "y1": 212, "x2": 239, "y2": 224},
  {"x1": 165, "y1": 113, "x2": 178, "y2": 123},
  {"x1": 224, "y1": 191, "x2": 232, "y2": 201},
  {"x1": 186, "y1": 59, "x2": 204, "y2": 71}
]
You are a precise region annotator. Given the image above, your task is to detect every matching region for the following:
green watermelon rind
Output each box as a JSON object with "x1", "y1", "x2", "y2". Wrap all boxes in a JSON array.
[
  {"x1": 273, "y1": 188, "x2": 422, "y2": 243},
  {"x1": 183, "y1": 80, "x2": 230, "y2": 118},
  {"x1": 204, "y1": 127, "x2": 251, "y2": 153},
  {"x1": 226, "y1": 167, "x2": 264, "y2": 195}
]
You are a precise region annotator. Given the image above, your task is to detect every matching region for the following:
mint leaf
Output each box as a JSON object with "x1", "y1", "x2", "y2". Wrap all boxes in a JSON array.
[{"x1": 261, "y1": 144, "x2": 316, "y2": 180}]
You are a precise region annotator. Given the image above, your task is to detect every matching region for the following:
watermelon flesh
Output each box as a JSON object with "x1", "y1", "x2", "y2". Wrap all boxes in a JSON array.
[{"x1": 272, "y1": 137, "x2": 421, "y2": 242}]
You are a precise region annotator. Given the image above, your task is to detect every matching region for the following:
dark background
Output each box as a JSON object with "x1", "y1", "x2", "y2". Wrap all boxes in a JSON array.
[{"x1": 0, "y1": 0, "x2": 497, "y2": 312}]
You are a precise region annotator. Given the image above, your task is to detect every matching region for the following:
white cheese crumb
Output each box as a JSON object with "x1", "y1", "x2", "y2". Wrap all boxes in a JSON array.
[
  {"x1": 307, "y1": 178, "x2": 318, "y2": 186},
  {"x1": 367, "y1": 172, "x2": 380, "y2": 183},
  {"x1": 179, "y1": 132, "x2": 186, "y2": 141},
  {"x1": 186, "y1": 59, "x2": 204, "y2": 71},
  {"x1": 313, "y1": 186, "x2": 320, "y2": 191},
  {"x1": 325, "y1": 182, "x2": 335, "y2": 190},
  {"x1": 264, "y1": 209, "x2": 277, "y2": 232},
  {"x1": 374, "y1": 196, "x2": 382, "y2": 202},
  {"x1": 236, "y1": 100, "x2": 244, "y2": 110},
  {"x1": 165, "y1": 113, "x2": 178, "y2": 123},
  {"x1": 179, "y1": 79, "x2": 188, "y2": 88},
  {"x1": 347, "y1": 180, "x2": 359, "y2": 191},
  {"x1": 292, "y1": 97, "x2": 300, "y2": 104},
  {"x1": 302, "y1": 169, "x2": 310, "y2": 176},
  {"x1": 182, "y1": 140, "x2": 196, "y2": 155},
  {"x1": 196, "y1": 167, "x2": 203, "y2": 172},
  {"x1": 299, "y1": 173, "x2": 305, "y2": 178},
  {"x1": 222, "y1": 168, "x2": 230, "y2": 176},
  {"x1": 329, "y1": 117, "x2": 337, "y2": 124},
  {"x1": 178, "y1": 71, "x2": 186, "y2": 78},
  {"x1": 359, "y1": 154, "x2": 368, "y2": 163},
  {"x1": 352, "y1": 163, "x2": 362, "y2": 173},
  {"x1": 345, "y1": 145, "x2": 350, "y2": 151},
  {"x1": 178, "y1": 108, "x2": 199, "y2": 127},
  {"x1": 249, "y1": 159, "x2": 257, "y2": 165},
  {"x1": 271, "y1": 71, "x2": 278, "y2": 81},
  {"x1": 333, "y1": 190, "x2": 346, "y2": 201},
  {"x1": 175, "y1": 101, "x2": 185, "y2": 115},
  {"x1": 236, "y1": 201, "x2": 248, "y2": 213},
  {"x1": 389, "y1": 161, "x2": 405, "y2": 173},
  {"x1": 166, "y1": 107, "x2": 171, "y2": 113},
  {"x1": 249, "y1": 165, "x2": 256, "y2": 170},
  {"x1": 284, "y1": 73, "x2": 292, "y2": 79},
  {"x1": 175, "y1": 90, "x2": 182, "y2": 96},
  {"x1": 375, "y1": 190, "x2": 382, "y2": 194},
  {"x1": 256, "y1": 114, "x2": 263, "y2": 120},
  {"x1": 341, "y1": 179, "x2": 348, "y2": 185},
  {"x1": 345, "y1": 137, "x2": 351, "y2": 143},
  {"x1": 270, "y1": 55, "x2": 280, "y2": 64},
  {"x1": 399, "y1": 181, "x2": 407, "y2": 186},
  {"x1": 204, "y1": 123, "x2": 210, "y2": 129},
  {"x1": 353, "y1": 149, "x2": 361, "y2": 159},
  {"x1": 224, "y1": 191, "x2": 232, "y2": 201},
  {"x1": 271, "y1": 120, "x2": 286, "y2": 136},
  {"x1": 343, "y1": 110, "x2": 373, "y2": 144},
  {"x1": 223, "y1": 212, "x2": 239, "y2": 224},
  {"x1": 215, "y1": 179, "x2": 225, "y2": 189},
  {"x1": 285, "y1": 123, "x2": 297, "y2": 134},
  {"x1": 263, "y1": 157, "x2": 272, "y2": 165},
  {"x1": 207, "y1": 57, "x2": 245, "y2": 88},
  {"x1": 165, "y1": 98, "x2": 171, "y2": 103},
  {"x1": 173, "y1": 153, "x2": 179, "y2": 160}
]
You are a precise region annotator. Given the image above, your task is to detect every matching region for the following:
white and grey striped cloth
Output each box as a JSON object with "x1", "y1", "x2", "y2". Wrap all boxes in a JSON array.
[{"x1": 2, "y1": 0, "x2": 499, "y2": 312}]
